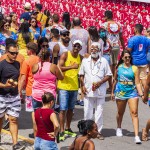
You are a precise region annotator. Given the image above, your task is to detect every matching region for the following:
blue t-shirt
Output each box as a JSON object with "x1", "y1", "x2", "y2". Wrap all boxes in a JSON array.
[
  {"x1": 0, "y1": 32, "x2": 17, "y2": 46},
  {"x1": 29, "y1": 27, "x2": 41, "y2": 40},
  {"x1": 128, "y1": 35, "x2": 150, "y2": 66}
]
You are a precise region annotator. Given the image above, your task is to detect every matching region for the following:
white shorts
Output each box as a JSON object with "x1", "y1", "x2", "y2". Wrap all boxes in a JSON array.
[{"x1": 0, "y1": 94, "x2": 21, "y2": 118}]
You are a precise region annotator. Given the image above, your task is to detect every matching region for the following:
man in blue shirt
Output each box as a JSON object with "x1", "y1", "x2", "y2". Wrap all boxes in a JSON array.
[{"x1": 127, "y1": 24, "x2": 150, "y2": 88}]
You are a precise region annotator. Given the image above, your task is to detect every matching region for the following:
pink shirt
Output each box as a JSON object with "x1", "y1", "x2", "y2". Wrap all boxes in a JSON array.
[{"x1": 32, "y1": 62, "x2": 57, "y2": 101}]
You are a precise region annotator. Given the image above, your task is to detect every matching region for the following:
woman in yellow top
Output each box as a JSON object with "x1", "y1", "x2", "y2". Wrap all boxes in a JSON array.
[
  {"x1": 17, "y1": 21, "x2": 34, "y2": 59},
  {"x1": 9, "y1": 12, "x2": 19, "y2": 34}
]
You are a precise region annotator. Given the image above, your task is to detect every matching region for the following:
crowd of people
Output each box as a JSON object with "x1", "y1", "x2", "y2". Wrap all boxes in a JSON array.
[{"x1": 0, "y1": 1, "x2": 150, "y2": 150}]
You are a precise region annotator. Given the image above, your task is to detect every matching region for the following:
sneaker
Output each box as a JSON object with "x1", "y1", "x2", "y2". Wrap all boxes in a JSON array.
[
  {"x1": 79, "y1": 101, "x2": 84, "y2": 106},
  {"x1": 2, "y1": 119, "x2": 9, "y2": 130},
  {"x1": 29, "y1": 133, "x2": 34, "y2": 138},
  {"x1": 75, "y1": 100, "x2": 80, "y2": 105},
  {"x1": 12, "y1": 143, "x2": 25, "y2": 150},
  {"x1": 64, "y1": 128, "x2": 77, "y2": 137},
  {"x1": 59, "y1": 132, "x2": 65, "y2": 141},
  {"x1": 134, "y1": 136, "x2": 142, "y2": 144},
  {"x1": 116, "y1": 128, "x2": 123, "y2": 137}
]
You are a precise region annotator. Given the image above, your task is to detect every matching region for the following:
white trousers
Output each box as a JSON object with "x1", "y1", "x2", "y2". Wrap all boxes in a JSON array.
[{"x1": 84, "y1": 96, "x2": 104, "y2": 133}]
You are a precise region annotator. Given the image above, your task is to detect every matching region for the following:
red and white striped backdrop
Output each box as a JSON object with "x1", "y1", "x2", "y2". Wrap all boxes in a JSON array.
[{"x1": 1, "y1": 0, "x2": 150, "y2": 44}]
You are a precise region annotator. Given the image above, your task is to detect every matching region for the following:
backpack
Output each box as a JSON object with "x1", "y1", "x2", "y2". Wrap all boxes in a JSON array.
[{"x1": 107, "y1": 22, "x2": 121, "y2": 51}]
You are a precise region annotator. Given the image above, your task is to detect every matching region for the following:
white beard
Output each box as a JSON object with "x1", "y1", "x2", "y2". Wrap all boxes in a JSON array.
[{"x1": 91, "y1": 52, "x2": 101, "y2": 58}]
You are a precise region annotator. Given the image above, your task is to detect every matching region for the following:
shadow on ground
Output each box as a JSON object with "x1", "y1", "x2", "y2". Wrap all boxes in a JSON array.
[
  {"x1": 60, "y1": 146, "x2": 70, "y2": 150},
  {"x1": 18, "y1": 104, "x2": 32, "y2": 130}
]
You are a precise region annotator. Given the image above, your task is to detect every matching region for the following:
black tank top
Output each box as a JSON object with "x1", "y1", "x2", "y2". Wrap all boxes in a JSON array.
[{"x1": 73, "y1": 137, "x2": 89, "y2": 150}]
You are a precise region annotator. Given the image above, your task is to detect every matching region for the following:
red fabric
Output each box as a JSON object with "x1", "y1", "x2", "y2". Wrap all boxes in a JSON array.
[
  {"x1": 35, "y1": 108, "x2": 55, "y2": 141},
  {"x1": 1, "y1": 0, "x2": 150, "y2": 44}
]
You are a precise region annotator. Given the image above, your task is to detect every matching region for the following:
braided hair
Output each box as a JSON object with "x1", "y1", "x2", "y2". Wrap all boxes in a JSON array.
[{"x1": 39, "y1": 48, "x2": 50, "y2": 72}]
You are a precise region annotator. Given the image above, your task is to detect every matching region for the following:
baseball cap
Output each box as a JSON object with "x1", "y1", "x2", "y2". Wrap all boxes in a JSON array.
[
  {"x1": 60, "y1": 29, "x2": 70, "y2": 35},
  {"x1": 24, "y1": 2, "x2": 31, "y2": 10},
  {"x1": 73, "y1": 40, "x2": 83, "y2": 46}
]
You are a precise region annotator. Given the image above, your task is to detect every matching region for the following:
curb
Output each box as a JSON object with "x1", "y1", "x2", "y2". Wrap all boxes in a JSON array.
[{"x1": 1, "y1": 129, "x2": 34, "y2": 145}]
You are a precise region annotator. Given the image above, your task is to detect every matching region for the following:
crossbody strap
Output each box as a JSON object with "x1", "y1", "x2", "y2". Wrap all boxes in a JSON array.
[{"x1": 81, "y1": 139, "x2": 89, "y2": 150}]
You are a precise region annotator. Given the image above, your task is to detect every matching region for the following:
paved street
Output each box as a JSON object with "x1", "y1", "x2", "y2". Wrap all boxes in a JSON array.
[{"x1": 0, "y1": 94, "x2": 150, "y2": 150}]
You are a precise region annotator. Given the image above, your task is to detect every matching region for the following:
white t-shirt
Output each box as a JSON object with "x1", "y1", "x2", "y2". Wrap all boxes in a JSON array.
[
  {"x1": 49, "y1": 41, "x2": 59, "y2": 52},
  {"x1": 58, "y1": 41, "x2": 72, "y2": 56}
]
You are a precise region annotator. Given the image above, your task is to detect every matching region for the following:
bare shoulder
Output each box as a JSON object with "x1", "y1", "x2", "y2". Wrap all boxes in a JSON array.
[
  {"x1": 32, "y1": 63, "x2": 39, "y2": 74},
  {"x1": 86, "y1": 140, "x2": 95, "y2": 149}
]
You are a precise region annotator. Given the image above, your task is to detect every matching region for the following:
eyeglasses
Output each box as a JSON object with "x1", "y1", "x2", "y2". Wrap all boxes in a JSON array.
[
  {"x1": 124, "y1": 56, "x2": 131, "y2": 59},
  {"x1": 62, "y1": 33, "x2": 69, "y2": 37},
  {"x1": 8, "y1": 51, "x2": 18, "y2": 55},
  {"x1": 74, "y1": 45, "x2": 81, "y2": 49},
  {"x1": 42, "y1": 44, "x2": 49, "y2": 48}
]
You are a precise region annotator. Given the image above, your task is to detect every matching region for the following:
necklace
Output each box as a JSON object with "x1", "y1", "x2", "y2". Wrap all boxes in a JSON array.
[{"x1": 90, "y1": 58, "x2": 101, "y2": 76}]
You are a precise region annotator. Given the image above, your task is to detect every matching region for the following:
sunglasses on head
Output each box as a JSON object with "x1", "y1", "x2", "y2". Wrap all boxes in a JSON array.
[
  {"x1": 73, "y1": 45, "x2": 81, "y2": 49},
  {"x1": 42, "y1": 44, "x2": 49, "y2": 48},
  {"x1": 124, "y1": 56, "x2": 131, "y2": 59},
  {"x1": 8, "y1": 51, "x2": 18, "y2": 55},
  {"x1": 62, "y1": 33, "x2": 69, "y2": 37}
]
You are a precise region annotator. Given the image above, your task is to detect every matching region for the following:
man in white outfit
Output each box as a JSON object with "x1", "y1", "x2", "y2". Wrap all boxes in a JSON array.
[{"x1": 79, "y1": 42, "x2": 112, "y2": 139}]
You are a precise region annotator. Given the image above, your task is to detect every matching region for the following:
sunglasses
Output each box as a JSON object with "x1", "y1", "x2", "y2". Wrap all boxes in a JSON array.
[
  {"x1": 42, "y1": 45, "x2": 49, "y2": 48},
  {"x1": 4, "y1": 24, "x2": 10, "y2": 27},
  {"x1": 124, "y1": 56, "x2": 131, "y2": 59},
  {"x1": 8, "y1": 51, "x2": 18, "y2": 55},
  {"x1": 74, "y1": 45, "x2": 81, "y2": 49},
  {"x1": 31, "y1": 21, "x2": 36, "y2": 23},
  {"x1": 62, "y1": 33, "x2": 69, "y2": 37}
]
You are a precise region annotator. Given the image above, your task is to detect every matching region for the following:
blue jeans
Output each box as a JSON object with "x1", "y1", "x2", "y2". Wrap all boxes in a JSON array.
[
  {"x1": 34, "y1": 137, "x2": 58, "y2": 150},
  {"x1": 32, "y1": 97, "x2": 42, "y2": 111},
  {"x1": 58, "y1": 90, "x2": 78, "y2": 110},
  {"x1": 103, "y1": 54, "x2": 112, "y2": 65}
]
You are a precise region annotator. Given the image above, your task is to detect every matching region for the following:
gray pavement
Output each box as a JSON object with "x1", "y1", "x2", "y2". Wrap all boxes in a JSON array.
[{"x1": 0, "y1": 94, "x2": 150, "y2": 150}]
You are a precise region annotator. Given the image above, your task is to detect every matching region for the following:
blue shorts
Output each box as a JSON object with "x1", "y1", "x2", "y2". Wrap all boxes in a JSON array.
[
  {"x1": 32, "y1": 97, "x2": 42, "y2": 111},
  {"x1": 103, "y1": 54, "x2": 112, "y2": 65},
  {"x1": 58, "y1": 90, "x2": 78, "y2": 110},
  {"x1": 34, "y1": 137, "x2": 58, "y2": 150}
]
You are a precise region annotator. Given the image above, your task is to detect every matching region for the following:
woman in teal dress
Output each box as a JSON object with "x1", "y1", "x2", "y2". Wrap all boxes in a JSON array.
[{"x1": 111, "y1": 50, "x2": 144, "y2": 144}]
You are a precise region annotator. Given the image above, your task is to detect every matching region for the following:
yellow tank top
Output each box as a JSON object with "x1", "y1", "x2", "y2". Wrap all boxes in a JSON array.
[{"x1": 58, "y1": 51, "x2": 81, "y2": 91}]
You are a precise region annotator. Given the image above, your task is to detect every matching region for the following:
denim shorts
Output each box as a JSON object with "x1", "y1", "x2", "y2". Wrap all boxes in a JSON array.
[
  {"x1": 34, "y1": 137, "x2": 58, "y2": 150},
  {"x1": 103, "y1": 54, "x2": 112, "y2": 65},
  {"x1": 32, "y1": 97, "x2": 42, "y2": 111},
  {"x1": 58, "y1": 90, "x2": 78, "y2": 110}
]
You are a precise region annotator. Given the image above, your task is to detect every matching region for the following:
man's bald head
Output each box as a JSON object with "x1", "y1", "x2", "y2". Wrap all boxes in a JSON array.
[{"x1": 73, "y1": 17, "x2": 81, "y2": 26}]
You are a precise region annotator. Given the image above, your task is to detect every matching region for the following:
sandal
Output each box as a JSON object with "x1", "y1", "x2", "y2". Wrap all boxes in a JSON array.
[
  {"x1": 97, "y1": 133, "x2": 104, "y2": 140},
  {"x1": 142, "y1": 128, "x2": 148, "y2": 141}
]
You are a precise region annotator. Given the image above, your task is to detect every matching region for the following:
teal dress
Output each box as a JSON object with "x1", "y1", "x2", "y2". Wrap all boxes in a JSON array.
[{"x1": 114, "y1": 64, "x2": 138, "y2": 100}]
